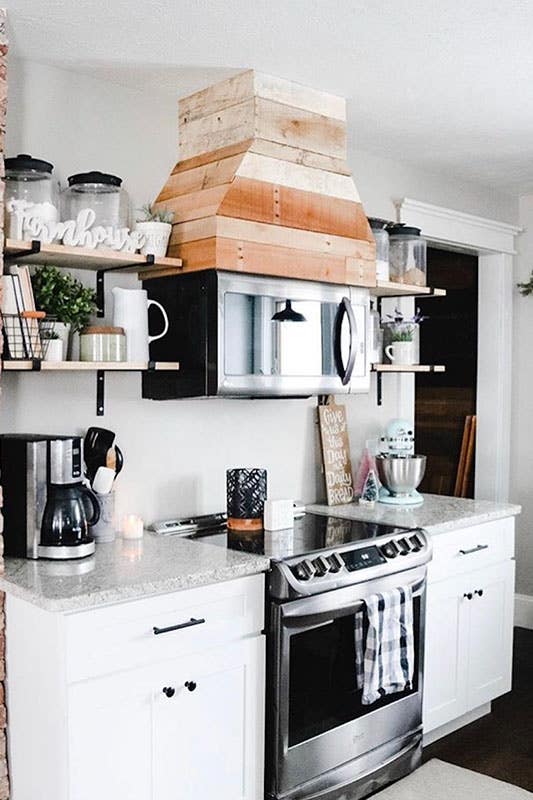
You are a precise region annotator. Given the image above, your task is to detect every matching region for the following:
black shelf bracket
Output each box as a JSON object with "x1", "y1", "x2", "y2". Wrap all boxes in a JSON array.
[
  {"x1": 5, "y1": 239, "x2": 41, "y2": 264},
  {"x1": 96, "y1": 370, "x2": 105, "y2": 416},
  {"x1": 95, "y1": 254, "x2": 155, "y2": 318},
  {"x1": 376, "y1": 371, "x2": 383, "y2": 406}
]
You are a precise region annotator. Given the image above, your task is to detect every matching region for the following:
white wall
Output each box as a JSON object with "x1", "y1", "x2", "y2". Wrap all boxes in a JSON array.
[
  {"x1": 2, "y1": 57, "x2": 519, "y2": 526},
  {"x1": 511, "y1": 196, "x2": 533, "y2": 596}
]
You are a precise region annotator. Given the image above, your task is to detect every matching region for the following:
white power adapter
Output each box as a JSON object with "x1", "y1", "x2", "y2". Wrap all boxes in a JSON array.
[{"x1": 264, "y1": 499, "x2": 294, "y2": 531}]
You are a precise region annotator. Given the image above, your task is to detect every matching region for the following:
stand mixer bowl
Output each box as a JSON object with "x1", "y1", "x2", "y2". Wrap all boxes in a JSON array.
[{"x1": 376, "y1": 454, "x2": 427, "y2": 496}]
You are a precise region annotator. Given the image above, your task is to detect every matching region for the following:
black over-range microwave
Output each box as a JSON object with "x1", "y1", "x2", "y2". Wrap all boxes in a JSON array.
[{"x1": 142, "y1": 271, "x2": 370, "y2": 400}]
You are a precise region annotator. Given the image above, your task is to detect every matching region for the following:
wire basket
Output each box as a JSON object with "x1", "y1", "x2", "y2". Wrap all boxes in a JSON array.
[{"x1": 1, "y1": 312, "x2": 57, "y2": 360}]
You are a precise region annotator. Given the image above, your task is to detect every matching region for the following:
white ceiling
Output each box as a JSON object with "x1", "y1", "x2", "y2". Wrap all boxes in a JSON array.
[{"x1": 6, "y1": 0, "x2": 533, "y2": 194}]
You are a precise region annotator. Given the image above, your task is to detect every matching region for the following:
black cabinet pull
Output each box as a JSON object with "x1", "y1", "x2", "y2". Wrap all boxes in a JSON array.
[
  {"x1": 185, "y1": 681, "x2": 197, "y2": 692},
  {"x1": 459, "y1": 544, "x2": 488, "y2": 556},
  {"x1": 153, "y1": 617, "x2": 206, "y2": 636},
  {"x1": 474, "y1": 589, "x2": 484, "y2": 597},
  {"x1": 162, "y1": 686, "x2": 175, "y2": 698},
  {"x1": 463, "y1": 592, "x2": 473, "y2": 600}
]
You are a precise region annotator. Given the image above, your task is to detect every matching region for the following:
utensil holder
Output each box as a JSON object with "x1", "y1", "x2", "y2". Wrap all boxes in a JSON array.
[
  {"x1": 92, "y1": 491, "x2": 116, "y2": 543},
  {"x1": 226, "y1": 468, "x2": 267, "y2": 531}
]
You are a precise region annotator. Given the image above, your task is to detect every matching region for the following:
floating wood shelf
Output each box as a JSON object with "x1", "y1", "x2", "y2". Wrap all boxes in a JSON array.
[
  {"x1": 2, "y1": 360, "x2": 180, "y2": 415},
  {"x1": 372, "y1": 282, "x2": 446, "y2": 298},
  {"x1": 372, "y1": 364, "x2": 445, "y2": 373},
  {"x1": 4, "y1": 239, "x2": 183, "y2": 274},
  {"x1": 2, "y1": 361, "x2": 179, "y2": 372}
]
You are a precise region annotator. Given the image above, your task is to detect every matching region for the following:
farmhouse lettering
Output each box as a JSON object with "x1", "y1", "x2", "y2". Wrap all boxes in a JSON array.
[
  {"x1": 6, "y1": 199, "x2": 146, "y2": 253},
  {"x1": 318, "y1": 400, "x2": 354, "y2": 505}
]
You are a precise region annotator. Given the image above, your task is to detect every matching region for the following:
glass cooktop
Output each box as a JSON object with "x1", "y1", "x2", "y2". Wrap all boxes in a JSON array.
[{"x1": 185, "y1": 512, "x2": 408, "y2": 561}]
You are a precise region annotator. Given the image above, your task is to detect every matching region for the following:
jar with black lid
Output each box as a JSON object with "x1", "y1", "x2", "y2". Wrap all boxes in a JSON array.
[
  {"x1": 388, "y1": 224, "x2": 427, "y2": 286},
  {"x1": 4, "y1": 153, "x2": 58, "y2": 239},
  {"x1": 61, "y1": 171, "x2": 129, "y2": 230}
]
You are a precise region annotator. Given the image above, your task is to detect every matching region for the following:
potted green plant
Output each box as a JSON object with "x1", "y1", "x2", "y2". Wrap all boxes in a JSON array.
[
  {"x1": 382, "y1": 308, "x2": 426, "y2": 365},
  {"x1": 32, "y1": 266, "x2": 97, "y2": 359},
  {"x1": 134, "y1": 203, "x2": 174, "y2": 258}
]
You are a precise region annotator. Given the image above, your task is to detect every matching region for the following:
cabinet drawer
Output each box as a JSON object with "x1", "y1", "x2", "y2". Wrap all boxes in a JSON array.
[
  {"x1": 65, "y1": 573, "x2": 265, "y2": 682},
  {"x1": 427, "y1": 518, "x2": 514, "y2": 584}
]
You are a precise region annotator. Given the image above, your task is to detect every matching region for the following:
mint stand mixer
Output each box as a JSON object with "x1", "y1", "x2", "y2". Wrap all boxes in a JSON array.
[{"x1": 376, "y1": 419, "x2": 426, "y2": 506}]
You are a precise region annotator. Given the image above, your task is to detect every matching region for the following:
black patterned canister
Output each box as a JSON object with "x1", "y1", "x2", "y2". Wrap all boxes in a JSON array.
[{"x1": 226, "y1": 468, "x2": 267, "y2": 531}]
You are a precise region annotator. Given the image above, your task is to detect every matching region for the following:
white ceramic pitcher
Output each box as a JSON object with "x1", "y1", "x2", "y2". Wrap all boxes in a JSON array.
[{"x1": 112, "y1": 287, "x2": 169, "y2": 362}]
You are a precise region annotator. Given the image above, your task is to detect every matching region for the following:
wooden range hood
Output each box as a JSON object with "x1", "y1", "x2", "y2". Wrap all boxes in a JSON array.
[{"x1": 149, "y1": 70, "x2": 376, "y2": 286}]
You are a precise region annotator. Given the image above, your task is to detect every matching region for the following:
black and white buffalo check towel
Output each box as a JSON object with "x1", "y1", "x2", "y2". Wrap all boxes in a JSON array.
[{"x1": 354, "y1": 586, "x2": 414, "y2": 705}]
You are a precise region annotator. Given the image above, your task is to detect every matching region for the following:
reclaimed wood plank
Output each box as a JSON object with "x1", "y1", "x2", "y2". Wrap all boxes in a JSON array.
[
  {"x1": 156, "y1": 152, "x2": 245, "y2": 203},
  {"x1": 236, "y1": 152, "x2": 359, "y2": 200},
  {"x1": 255, "y1": 97, "x2": 346, "y2": 159}
]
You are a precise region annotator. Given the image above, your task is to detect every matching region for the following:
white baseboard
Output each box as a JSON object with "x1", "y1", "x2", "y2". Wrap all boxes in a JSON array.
[
  {"x1": 514, "y1": 593, "x2": 533, "y2": 629},
  {"x1": 423, "y1": 703, "x2": 491, "y2": 747}
]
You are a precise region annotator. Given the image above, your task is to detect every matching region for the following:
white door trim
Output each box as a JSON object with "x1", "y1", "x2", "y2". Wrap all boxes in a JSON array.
[{"x1": 397, "y1": 198, "x2": 521, "y2": 502}]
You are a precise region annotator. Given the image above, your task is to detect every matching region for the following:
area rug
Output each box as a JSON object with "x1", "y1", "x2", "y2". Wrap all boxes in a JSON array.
[{"x1": 372, "y1": 759, "x2": 533, "y2": 798}]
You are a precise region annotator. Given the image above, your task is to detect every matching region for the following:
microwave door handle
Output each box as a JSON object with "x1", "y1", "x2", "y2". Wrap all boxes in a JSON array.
[{"x1": 334, "y1": 297, "x2": 357, "y2": 386}]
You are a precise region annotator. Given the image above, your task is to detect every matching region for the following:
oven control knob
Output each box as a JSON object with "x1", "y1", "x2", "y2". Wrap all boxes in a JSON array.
[
  {"x1": 397, "y1": 538, "x2": 411, "y2": 555},
  {"x1": 291, "y1": 562, "x2": 309, "y2": 581},
  {"x1": 409, "y1": 534, "x2": 423, "y2": 552},
  {"x1": 327, "y1": 552, "x2": 344, "y2": 573},
  {"x1": 380, "y1": 541, "x2": 399, "y2": 559},
  {"x1": 302, "y1": 559, "x2": 317, "y2": 579},
  {"x1": 313, "y1": 556, "x2": 330, "y2": 577}
]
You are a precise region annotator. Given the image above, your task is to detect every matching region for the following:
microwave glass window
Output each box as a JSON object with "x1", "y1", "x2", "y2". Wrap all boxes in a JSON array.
[{"x1": 224, "y1": 292, "x2": 348, "y2": 378}]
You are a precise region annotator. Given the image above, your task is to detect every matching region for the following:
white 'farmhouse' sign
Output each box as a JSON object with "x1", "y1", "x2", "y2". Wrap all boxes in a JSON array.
[{"x1": 6, "y1": 198, "x2": 146, "y2": 253}]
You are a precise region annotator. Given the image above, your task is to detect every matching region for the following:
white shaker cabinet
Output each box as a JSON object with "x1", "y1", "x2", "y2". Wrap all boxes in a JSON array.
[
  {"x1": 5, "y1": 573, "x2": 266, "y2": 800},
  {"x1": 423, "y1": 518, "x2": 515, "y2": 737}
]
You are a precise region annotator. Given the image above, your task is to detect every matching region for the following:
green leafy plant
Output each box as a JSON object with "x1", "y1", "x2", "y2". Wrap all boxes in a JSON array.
[
  {"x1": 32, "y1": 266, "x2": 97, "y2": 333},
  {"x1": 517, "y1": 272, "x2": 533, "y2": 296},
  {"x1": 391, "y1": 327, "x2": 416, "y2": 342},
  {"x1": 137, "y1": 203, "x2": 174, "y2": 224}
]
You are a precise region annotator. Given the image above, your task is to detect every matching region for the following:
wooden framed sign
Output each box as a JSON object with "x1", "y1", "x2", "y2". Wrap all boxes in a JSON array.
[{"x1": 318, "y1": 398, "x2": 354, "y2": 505}]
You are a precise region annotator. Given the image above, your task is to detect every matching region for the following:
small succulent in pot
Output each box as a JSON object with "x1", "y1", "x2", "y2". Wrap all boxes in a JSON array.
[
  {"x1": 137, "y1": 203, "x2": 174, "y2": 224},
  {"x1": 382, "y1": 307, "x2": 427, "y2": 361},
  {"x1": 135, "y1": 203, "x2": 174, "y2": 259}
]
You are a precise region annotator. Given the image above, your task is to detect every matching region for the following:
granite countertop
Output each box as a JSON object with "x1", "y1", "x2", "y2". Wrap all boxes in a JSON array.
[
  {"x1": 0, "y1": 533, "x2": 270, "y2": 613},
  {"x1": 307, "y1": 493, "x2": 521, "y2": 534},
  {"x1": 0, "y1": 494, "x2": 520, "y2": 614}
]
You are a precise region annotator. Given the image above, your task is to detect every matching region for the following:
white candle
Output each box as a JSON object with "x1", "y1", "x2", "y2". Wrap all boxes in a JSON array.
[{"x1": 122, "y1": 514, "x2": 144, "y2": 540}]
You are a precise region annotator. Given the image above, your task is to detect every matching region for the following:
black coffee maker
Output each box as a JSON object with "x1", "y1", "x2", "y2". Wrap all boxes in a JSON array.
[{"x1": 0, "y1": 434, "x2": 99, "y2": 560}]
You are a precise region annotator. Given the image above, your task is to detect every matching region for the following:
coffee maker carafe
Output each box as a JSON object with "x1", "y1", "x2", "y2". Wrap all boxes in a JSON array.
[
  {"x1": 40, "y1": 439, "x2": 99, "y2": 558},
  {"x1": 0, "y1": 435, "x2": 98, "y2": 560}
]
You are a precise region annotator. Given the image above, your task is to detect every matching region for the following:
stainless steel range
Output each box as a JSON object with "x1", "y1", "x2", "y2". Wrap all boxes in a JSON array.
[{"x1": 155, "y1": 511, "x2": 432, "y2": 800}]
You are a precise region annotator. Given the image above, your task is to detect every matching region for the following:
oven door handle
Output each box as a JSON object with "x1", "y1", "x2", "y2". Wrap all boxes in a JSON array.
[{"x1": 280, "y1": 577, "x2": 426, "y2": 630}]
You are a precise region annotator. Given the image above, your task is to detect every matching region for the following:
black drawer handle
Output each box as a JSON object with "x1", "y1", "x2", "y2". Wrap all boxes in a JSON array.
[
  {"x1": 459, "y1": 544, "x2": 489, "y2": 556},
  {"x1": 153, "y1": 617, "x2": 206, "y2": 636},
  {"x1": 474, "y1": 589, "x2": 484, "y2": 597},
  {"x1": 463, "y1": 592, "x2": 473, "y2": 600},
  {"x1": 162, "y1": 686, "x2": 175, "y2": 698},
  {"x1": 185, "y1": 681, "x2": 197, "y2": 692}
]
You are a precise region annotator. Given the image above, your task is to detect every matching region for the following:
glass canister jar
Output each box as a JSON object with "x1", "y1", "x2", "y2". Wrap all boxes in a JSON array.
[
  {"x1": 368, "y1": 217, "x2": 390, "y2": 282},
  {"x1": 4, "y1": 153, "x2": 59, "y2": 240},
  {"x1": 388, "y1": 224, "x2": 427, "y2": 286},
  {"x1": 61, "y1": 171, "x2": 129, "y2": 230}
]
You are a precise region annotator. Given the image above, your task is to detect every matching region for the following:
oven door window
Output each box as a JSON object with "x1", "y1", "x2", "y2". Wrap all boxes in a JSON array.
[
  {"x1": 224, "y1": 293, "x2": 351, "y2": 378},
  {"x1": 287, "y1": 598, "x2": 420, "y2": 747}
]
